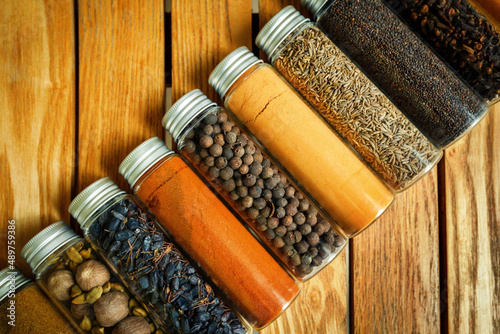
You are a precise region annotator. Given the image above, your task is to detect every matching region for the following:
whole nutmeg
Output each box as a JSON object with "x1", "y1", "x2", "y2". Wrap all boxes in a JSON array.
[
  {"x1": 76, "y1": 260, "x2": 110, "y2": 291},
  {"x1": 94, "y1": 291, "x2": 129, "y2": 327},
  {"x1": 47, "y1": 270, "x2": 74, "y2": 301},
  {"x1": 71, "y1": 303, "x2": 95, "y2": 320},
  {"x1": 112, "y1": 317, "x2": 150, "y2": 334}
]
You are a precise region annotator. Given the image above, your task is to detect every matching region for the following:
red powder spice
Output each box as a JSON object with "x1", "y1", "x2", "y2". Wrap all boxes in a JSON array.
[{"x1": 135, "y1": 155, "x2": 300, "y2": 329}]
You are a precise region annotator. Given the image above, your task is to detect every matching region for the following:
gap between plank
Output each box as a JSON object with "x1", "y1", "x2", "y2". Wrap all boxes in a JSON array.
[
  {"x1": 437, "y1": 158, "x2": 448, "y2": 334},
  {"x1": 348, "y1": 240, "x2": 353, "y2": 334},
  {"x1": 71, "y1": 0, "x2": 80, "y2": 232}
]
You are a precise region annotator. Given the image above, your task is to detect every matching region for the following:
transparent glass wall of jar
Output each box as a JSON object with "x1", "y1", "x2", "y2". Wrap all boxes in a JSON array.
[
  {"x1": 119, "y1": 138, "x2": 301, "y2": 330},
  {"x1": 0, "y1": 266, "x2": 77, "y2": 333},
  {"x1": 257, "y1": 6, "x2": 443, "y2": 192},
  {"x1": 69, "y1": 177, "x2": 250, "y2": 333},
  {"x1": 163, "y1": 89, "x2": 347, "y2": 281},
  {"x1": 209, "y1": 46, "x2": 395, "y2": 238},
  {"x1": 302, "y1": 0, "x2": 489, "y2": 148},
  {"x1": 385, "y1": 0, "x2": 500, "y2": 105},
  {"x1": 21, "y1": 221, "x2": 158, "y2": 334}
]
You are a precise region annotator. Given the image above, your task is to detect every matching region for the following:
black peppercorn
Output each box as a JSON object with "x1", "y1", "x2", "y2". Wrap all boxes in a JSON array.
[
  {"x1": 225, "y1": 132, "x2": 237, "y2": 144},
  {"x1": 249, "y1": 163, "x2": 263, "y2": 176},
  {"x1": 275, "y1": 207, "x2": 286, "y2": 219},
  {"x1": 267, "y1": 217, "x2": 279, "y2": 229},
  {"x1": 199, "y1": 149, "x2": 209, "y2": 159},
  {"x1": 217, "y1": 112, "x2": 228, "y2": 124},
  {"x1": 222, "y1": 179, "x2": 236, "y2": 192},
  {"x1": 306, "y1": 214, "x2": 317, "y2": 226},
  {"x1": 212, "y1": 124, "x2": 221, "y2": 134},
  {"x1": 294, "y1": 212, "x2": 306, "y2": 225},
  {"x1": 272, "y1": 186, "x2": 285, "y2": 199},
  {"x1": 307, "y1": 232, "x2": 320, "y2": 246},
  {"x1": 283, "y1": 244, "x2": 296, "y2": 257},
  {"x1": 284, "y1": 231, "x2": 296, "y2": 245},
  {"x1": 298, "y1": 199, "x2": 310, "y2": 211},
  {"x1": 301, "y1": 252, "x2": 313, "y2": 266},
  {"x1": 252, "y1": 197, "x2": 267, "y2": 210},
  {"x1": 294, "y1": 231, "x2": 302, "y2": 243},
  {"x1": 248, "y1": 186, "x2": 262, "y2": 198},
  {"x1": 334, "y1": 235, "x2": 345, "y2": 247},
  {"x1": 229, "y1": 191, "x2": 239, "y2": 201},
  {"x1": 239, "y1": 164, "x2": 249, "y2": 175},
  {"x1": 241, "y1": 196, "x2": 253, "y2": 208},
  {"x1": 205, "y1": 113, "x2": 218, "y2": 125},
  {"x1": 261, "y1": 158, "x2": 271, "y2": 168},
  {"x1": 265, "y1": 177, "x2": 280, "y2": 190},
  {"x1": 261, "y1": 167, "x2": 274, "y2": 179},
  {"x1": 215, "y1": 157, "x2": 228, "y2": 169},
  {"x1": 245, "y1": 145, "x2": 256, "y2": 155},
  {"x1": 290, "y1": 253, "x2": 301, "y2": 266},
  {"x1": 285, "y1": 203, "x2": 298, "y2": 216},
  {"x1": 243, "y1": 174, "x2": 256, "y2": 187},
  {"x1": 276, "y1": 198, "x2": 288, "y2": 208},
  {"x1": 247, "y1": 208, "x2": 260, "y2": 220},
  {"x1": 309, "y1": 247, "x2": 318, "y2": 257},
  {"x1": 203, "y1": 124, "x2": 213, "y2": 135},
  {"x1": 262, "y1": 189, "x2": 272, "y2": 200},
  {"x1": 221, "y1": 122, "x2": 233, "y2": 133},
  {"x1": 209, "y1": 144, "x2": 223, "y2": 157},
  {"x1": 229, "y1": 157, "x2": 242, "y2": 169},
  {"x1": 234, "y1": 177, "x2": 243, "y2": 187},
  {"x1": 275, "y1": 225, "x2": 287, "y2": 237},
  {"x1": 208, "y1": 167, "x2": 220, "y2": 179},
  {"x1": 204, "y1": 156, "x2": 215, "y2": 167},
  {"x1": 236, "y1": 186, "x2": 248, "y2": 198},
  {"x1": 219, "y1": 167, "x2": 234, "y2": 181},
  {"x1": 273, "y1": 237, "x2": 285, "y2": 248},
  {"x1": 222, "y1": 146, "x2": 233, "y2": 160},
  {"x1": 200, "y1": 135, "x2": 214, "y2": 148},
  {"x1": 282, "y1": 215, "x2": 293, "y2": 226},
  {"x1": 233, "y1": 146, "x2": 245, "y2": 157},
  {"x1": 242, "y1": 154, "x2": 253, "y2": 166},
  {"x1": 314, "y1": 222, "x2": 326, "y2": 236},
  {"x1": 299, "y1": 223, "x2": 312, "y2": 235},
  {"x1": 265, "y1": 228, "x2": 276, "y2": 240},
  {"x1": 285, "y1": 186, "x2": 296, "y2": 198},
  {"x1": 288, "y1": 197, "x2": 300, "y2": 207},
  {"x1": 260, "y1": 206, "x2": 271, "y2": 218},
  {"x1": 183, "y1": 140, "x2": 196, "y2": 154}
]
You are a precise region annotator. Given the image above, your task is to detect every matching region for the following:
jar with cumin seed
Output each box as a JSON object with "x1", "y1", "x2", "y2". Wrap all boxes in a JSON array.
[
  {"x1": 69, "y1": 178, "x2": 250, "y2": 334},
  {"x1": 302, "y1": 0, "x2": 489, "y2": 148},
  {"x1": 163, "y1": 89, "x2": 347, "y2": 281},
  {"x1": 257, "y1": 6, "x2": 443, "y2": 191},
  {"x1": 21, "y1": 221, "x2": 158, "y2": 334},
  {"x1": 386, "y1": 0, "x2": 500, "y2": 105},
  {"x1": 0, "y1": 266, "x2": 77, "y2": 333},
  {"x1": 209, "y1": 46, "x2": 395, "y2": 237}
]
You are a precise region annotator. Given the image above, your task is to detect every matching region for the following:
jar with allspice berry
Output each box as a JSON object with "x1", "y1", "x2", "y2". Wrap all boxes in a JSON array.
[
  {"x1": 21, "y1": 221, "x2": 156, "y2": 334},
  {"x1": 162, "y1": 89, "x2": 347, "y2": 281}
]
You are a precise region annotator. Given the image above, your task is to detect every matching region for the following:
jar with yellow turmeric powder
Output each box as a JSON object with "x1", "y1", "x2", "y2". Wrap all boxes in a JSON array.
[
  {"x1": 163, "y1": 89, "x2": 347, "y2": 281},
  {"x1": 21, "y1": 221, "x2": 158, "y2": 334},
  {"x1": 209, "y1": 46, "x2": 395, "y2": 237},
  {"x1": 0, "y1": 266, "x2": 77, "y2": 333}
]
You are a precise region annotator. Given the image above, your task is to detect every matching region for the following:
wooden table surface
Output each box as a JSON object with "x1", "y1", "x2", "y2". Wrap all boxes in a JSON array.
[{"x1": 1, "y1": 0, "x2": 499, "y2": 333}]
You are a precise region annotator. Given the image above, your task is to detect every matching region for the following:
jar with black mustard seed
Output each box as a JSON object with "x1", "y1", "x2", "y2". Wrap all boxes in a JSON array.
[
  {"x1": 68, "y1": 178, "x2": 250, "y2": 334},
  {"x1": 302, "y1": 0, "x2": 489, "y2": 148},
  {"x1": 386, "y1": 0, "x2": 500, "y2": 105},
  {"x1": 256, "y1": 6, "x2": 443, "y2": 192},
  {"x1": 21, "y1": 221, "x2": 158, "y2": 334},
  {"x1": 163, "y1": 89, "x2": 347, "y2": 281},
  {"x1": 119, "y1": 138, "x2": 301, "y2": 330},
  {"x1": 209, "y1": 46, "x2": 394, "y2": 238},
  {"x1": 0, "y1": 266, "x2": 77, "y2": 333}
]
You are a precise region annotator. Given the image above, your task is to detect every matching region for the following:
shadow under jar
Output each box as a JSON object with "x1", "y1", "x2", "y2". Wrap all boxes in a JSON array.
[
  {"x1": 119, "y1": 140, "x2": 301, "y2": 330},
  {"x1": 256, "y1": 6, "x2": 443, "y2": 192},
  {"x1": 162, "y1": 89, "x2": 347, "y2": 281},
  {"x1": 68, "y1": 178, "x2": 250, "y2": 334},
  {"x1": 21, "y1": 221, "x2": 156, "y2": 334},
  {"x1": 209, "y1": 46, "x2": 395, "y2": 238},
  {"x1": 386, "y1": 0, "x2": 500, "y2": 105},
  {"x1": 0, "y1": 267, "x2": 77, "y2": 333},
  {"x1": 302, "y1": 0, "x2": 489, "y2": 148}
]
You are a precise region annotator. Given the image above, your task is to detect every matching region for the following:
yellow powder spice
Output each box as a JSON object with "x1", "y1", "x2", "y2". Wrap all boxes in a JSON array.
[{"x1": 225, "y1": 64, "x2": 394, "y2": 236}]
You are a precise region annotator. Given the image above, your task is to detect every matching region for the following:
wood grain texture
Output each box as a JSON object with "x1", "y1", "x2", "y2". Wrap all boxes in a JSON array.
[
  {"x1": 445, "y1": 106, "x2": 500, "y2": 333},
  {"x1": 261, "y1": 252, "x2": 348, "y2": 334},
  {"x1": 0, "y1": 0, "x2": 75, "y2": 274},
  {"x1": 78, "y1": 0, "x2": 165, "y2": 191},
  {"x1": 353, "y1": 171, "x2": 441, "y2": 333},
  {"x1": 171, "y1": 0, "x2": 252, "y2": 103}
]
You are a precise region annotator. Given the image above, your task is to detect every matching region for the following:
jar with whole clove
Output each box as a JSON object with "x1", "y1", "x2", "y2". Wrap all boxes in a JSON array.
[
  {"x1": 257, "y1": 6, "x2": 443, "y2": 191},
  {"x1": 68, "y1": 178, "x2": 250, "y2": 333},
  {"x1": 163, "y1": 89, "x2": 347, "y2": 281},
  {"x1": 209, "y1": 46, "x2": 394, "y2": 237},
  {"x1": 302, "y1": 0, "x2": 489, "y2": 148},
  {"x1": 21, "y1": 221, "x2": 160, "y2": 334},
  {"x1": 386, "y1": 0, "x2": 500, "y2": 105},
  {"x1": 0, "y1": 266, "x2": 77, "y2": 333}
]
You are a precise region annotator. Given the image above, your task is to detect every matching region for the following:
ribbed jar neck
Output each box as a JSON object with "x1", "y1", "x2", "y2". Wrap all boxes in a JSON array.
[
  {"x1": 0, "y1": 267, "x2": 32, "y2": 304},
  {"x1": 302, "y1": 0, "x2": 332, "y2": 20},
  {"x1": 177, "y1": 106, "x2": 220, "y2": 149}
]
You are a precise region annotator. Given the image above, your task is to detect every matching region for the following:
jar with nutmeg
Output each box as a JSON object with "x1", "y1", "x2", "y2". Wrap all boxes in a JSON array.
[{"x1": 21, "y1": 221, "x2": 156, "y2": 334}]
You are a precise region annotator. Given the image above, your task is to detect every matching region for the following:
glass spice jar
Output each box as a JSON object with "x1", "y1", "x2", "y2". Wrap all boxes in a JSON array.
[
  {"x1": 69, "y1": 178, "x2": 250, "y2": 334},
  {"x1": 162, "y1": 89, "x2": 347, "y2": 281},
  {"x1": 208, "y1": 46, "x2": 395, "y2": 238},
  {"x1": 301, "y1": 0, "x2": 489, "y2": 148},
  {"x1": 386, "y1": 0, "x2": 500, "y2": 105},
  {"x1": 119, "y1": 138, "x2": 301, "y2": 330},
  {"x1": 0, "y1": 266, "x2": 77, "y2": 333},
  {"x1": 256, "y1": 6, "x2": 443, "y2": 192},
  {"x1": 21, "y1": 221, "x2": 158, "y2": 334}
]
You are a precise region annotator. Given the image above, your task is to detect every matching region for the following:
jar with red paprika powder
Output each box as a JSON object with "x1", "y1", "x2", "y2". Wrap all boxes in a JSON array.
[
  {"x1": 119, "y1": 137, "x2": 301, "y2": 330},
  {"x1": 162, "y1": 89, "x2": 347, "y2": 281}
]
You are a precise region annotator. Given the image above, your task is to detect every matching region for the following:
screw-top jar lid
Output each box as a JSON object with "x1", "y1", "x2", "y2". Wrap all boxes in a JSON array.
[
  {"x1": 301, "y1": 0, "x2": 328, "y2": 19},
  {"x1": 69, "y1": 178, "x2": 126, "y2": 228},
  {"x1": 256, "y1": 6, "x2": 309, "y2": 61},
  {"x1": 162, "y1": 89, "x2": 217, "y2": 142},
  {"x1": 209, "y1": 46, "x2": 263, "y2": 99},
  {"x1": 119, "y1": 137, "x2": 174, "y2": 188},
  {"x1": 0, "y1": 266, "x2": 31, "y2": 304},
  {"x1": 21, "y1": 221, "x2": 81, "y2": 274}
]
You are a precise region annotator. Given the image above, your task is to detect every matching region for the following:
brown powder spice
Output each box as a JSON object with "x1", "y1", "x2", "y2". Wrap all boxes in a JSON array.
[{"x1": 273, "y1": 24, "x2": 442, "y2": 191}]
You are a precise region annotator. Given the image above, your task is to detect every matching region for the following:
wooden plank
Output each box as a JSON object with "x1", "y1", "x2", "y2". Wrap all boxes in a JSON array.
[
  {"x1": 78, "y1": 0, "x2": 165, "y2": 191},
  {"x1": 0, "y1": 0, "x2": 75, "y2": 274},
  {"x1": 171, "y1": 0, "x2": 252, "y2": 103},
  {"x1": 445, "y1": 108, "x2": 500, "y2": 333},
  {"x1": 474, "y1": 0, "x2": 500, "y2": 23},
  {"x1": 258, "y1": 1, "x2": 348, "y2": 333},
  {"x1": 352, "y1": 171, "x2": 441, "y2": 333}
]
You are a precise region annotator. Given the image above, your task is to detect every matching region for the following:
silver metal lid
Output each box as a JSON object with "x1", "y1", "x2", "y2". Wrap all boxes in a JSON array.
[
  {"x1": 0, "y1": 267, "x2": 31, "y2": 304},
  {"x1": 21, "y1": 221, "x2": 81, "y2": 274},
  {"x1": 162, "y1": 89, "x2": 217, "y2": 142},
  {"x1": 69, "y1": 178, "x2": 126, "y2": 228},
  {"x1": 301, "y1": 0, "x2": 328, "y2": 19},
  {"x1": 119, "y1": 137, "x2": 174, "y2": 188},
  {"x1": 209, "y1": 46, "x2": 263, "y2": 99},
  {"x1": 256, "y1": 6, "x2": 309, "y2": 60}
]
